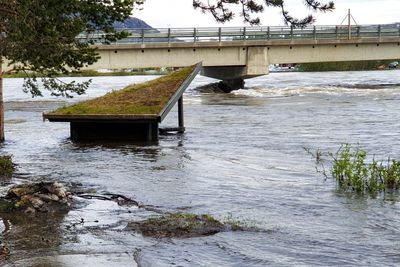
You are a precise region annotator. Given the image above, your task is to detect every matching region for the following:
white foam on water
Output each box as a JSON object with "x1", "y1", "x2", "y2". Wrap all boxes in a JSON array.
[
  {"x1": 232, "y1": 89, "x2": 265, "y2": 97},
  {"x1": 231, "y1": 84, "x2": 400, "y2": 99}
]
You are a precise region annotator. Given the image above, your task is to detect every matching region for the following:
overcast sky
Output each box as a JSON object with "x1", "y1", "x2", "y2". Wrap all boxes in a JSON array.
[{"x1": 135, "y1": 0, "x2": 399, "y2": 28}]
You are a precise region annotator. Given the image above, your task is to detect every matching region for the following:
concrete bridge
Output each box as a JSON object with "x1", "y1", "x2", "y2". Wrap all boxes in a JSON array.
[{"x1": 6, "y1": 24, "x2": 400, "y2": 89}]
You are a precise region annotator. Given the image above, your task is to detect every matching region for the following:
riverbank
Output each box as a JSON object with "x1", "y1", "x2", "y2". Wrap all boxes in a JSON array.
[
  {"x1": 298, "y1": 59, "x2": 399, "y2": 72},
  {"x1": 5, "y1": 61, "x2": 399, "y2": 79},
  {"x1": 3, "y1": 68, "x2": 172, "y2": 78}
]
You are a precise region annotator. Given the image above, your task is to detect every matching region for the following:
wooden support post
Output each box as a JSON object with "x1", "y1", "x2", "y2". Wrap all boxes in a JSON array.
[
  {"x1": 178, "y1": 96, "x2": 185, "y2": 133},
  {"x1": 147, "y1": 122, "x2": 157, "y2": 141}
]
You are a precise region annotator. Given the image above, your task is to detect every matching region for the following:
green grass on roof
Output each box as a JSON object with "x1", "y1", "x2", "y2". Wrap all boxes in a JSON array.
[{"x1": 48, "y1": 66, "x2": 195, "y2": 116}]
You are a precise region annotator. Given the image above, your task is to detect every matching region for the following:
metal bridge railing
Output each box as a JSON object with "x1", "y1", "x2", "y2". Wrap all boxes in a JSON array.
[{"x1": 77, "y1": 24, "x2": 400, "y2": 44}]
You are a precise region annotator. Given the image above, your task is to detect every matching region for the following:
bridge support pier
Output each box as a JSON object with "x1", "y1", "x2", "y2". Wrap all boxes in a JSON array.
[
  {"x1": 200, "y1": 47, "x2": 269, "y2": 92},
  {"x1": 218, "y1": 79, "x2": 245, "y2": 93}
]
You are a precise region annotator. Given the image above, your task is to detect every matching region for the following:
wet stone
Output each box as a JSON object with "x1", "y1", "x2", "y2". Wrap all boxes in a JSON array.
[
  {"x1": 0, "y1": 182, "x2": 72, "y2": 214},
  {"x1": 126, "y1": 213, "x2": 225, "y2": 238}
]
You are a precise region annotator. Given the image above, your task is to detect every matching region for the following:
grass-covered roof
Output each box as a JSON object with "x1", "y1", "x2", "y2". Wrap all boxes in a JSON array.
[{"x1": 47, "y1": 66, "x2": 195, "y2": 116}]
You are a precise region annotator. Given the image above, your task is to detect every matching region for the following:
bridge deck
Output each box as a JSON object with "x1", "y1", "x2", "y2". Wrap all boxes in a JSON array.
[
  {"x1": 78, "y1": 24, "x2": 400, "y2": 45},
  {"x1": 4, "y1": 24, "x2": 399, "y2": 73}
]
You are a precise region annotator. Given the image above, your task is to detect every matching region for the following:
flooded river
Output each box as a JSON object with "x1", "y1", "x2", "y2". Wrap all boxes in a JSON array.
[{"x1": 2, "y1": 69, "x2": 400, "y2": 266}]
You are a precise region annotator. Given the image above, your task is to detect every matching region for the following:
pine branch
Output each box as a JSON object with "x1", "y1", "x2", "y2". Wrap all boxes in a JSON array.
[
  {"x1": 281, "y1": 5, "x2": 315, "y2": 28},
  {"x1": 304, "y1": 0, "x2": 335, "y2": 12},
  {"x1": 193, "y1": 0, "x2": 237, "y2": 23},
  {"x1": 193, "y1": 0, "x2": 335, "y2": 26},
  {"x1": 239, "y1": 0, "x2": 264, "y2": 25}
]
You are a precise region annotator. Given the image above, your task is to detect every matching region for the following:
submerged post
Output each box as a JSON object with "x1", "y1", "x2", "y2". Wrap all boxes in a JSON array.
[{"x1": 178, "y1": 96, "x2": 185, "y2": 133}]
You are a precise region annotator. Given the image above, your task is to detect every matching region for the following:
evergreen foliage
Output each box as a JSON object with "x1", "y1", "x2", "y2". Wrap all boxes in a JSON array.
[
  {"x1": 0, "y1": 0, "x2": 142, "y2": 97},
  {"x1": 0, "y1": 155, "x2": 14, "y2": 177}
]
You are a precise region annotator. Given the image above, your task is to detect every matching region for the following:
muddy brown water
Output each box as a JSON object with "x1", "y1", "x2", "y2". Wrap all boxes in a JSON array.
[{"x1": 1, "y1": 70, "x2": 400, "y2": 266}]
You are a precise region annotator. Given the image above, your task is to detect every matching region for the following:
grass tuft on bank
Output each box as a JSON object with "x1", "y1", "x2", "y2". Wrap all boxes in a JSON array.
[{"x1": 48, "y1": 66, "x2": 194, "y2": 116}]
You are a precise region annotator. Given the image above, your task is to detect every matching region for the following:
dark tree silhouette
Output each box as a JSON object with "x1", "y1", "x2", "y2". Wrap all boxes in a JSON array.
[
  {"x1": 0, "y1": 0, "x2": 143, "y2": 141},
  {"x1": 193, "y1": 0, "x2": 334, "y2": 26}
]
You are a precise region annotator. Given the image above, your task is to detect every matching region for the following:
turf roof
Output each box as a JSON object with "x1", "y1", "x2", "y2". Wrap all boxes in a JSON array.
[{"x1": 48, "y1": 66, "x2": 195, "y2": 116}]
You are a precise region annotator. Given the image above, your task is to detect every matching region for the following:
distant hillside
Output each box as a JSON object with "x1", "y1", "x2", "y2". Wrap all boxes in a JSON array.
[{"x1": 113, "y1": 17, "x2": 152, "y2": 29}]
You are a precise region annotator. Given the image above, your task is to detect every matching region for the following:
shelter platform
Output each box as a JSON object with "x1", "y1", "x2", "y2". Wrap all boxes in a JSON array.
[{"x1": 43, "y1": 63, "x2": 201, "y2": 142}]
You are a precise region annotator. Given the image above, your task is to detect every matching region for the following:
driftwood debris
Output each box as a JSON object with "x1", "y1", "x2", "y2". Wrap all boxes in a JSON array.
[
  {"x1": 76, "y1": 193, "x2": 139, "y2": 206},
  {"x1": 75, "y1": 193, "x2": 163, "y2": 213}
]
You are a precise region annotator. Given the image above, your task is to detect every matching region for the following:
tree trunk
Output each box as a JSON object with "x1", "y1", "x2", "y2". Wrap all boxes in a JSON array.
[{"x1": 0, "y1": 59, "x2": 5, "y2": 142}]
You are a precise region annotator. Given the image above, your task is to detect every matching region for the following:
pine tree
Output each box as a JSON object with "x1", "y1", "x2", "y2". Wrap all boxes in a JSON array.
[{"x1": 0, "y1": 0, "x2": 142, "y2": 141}]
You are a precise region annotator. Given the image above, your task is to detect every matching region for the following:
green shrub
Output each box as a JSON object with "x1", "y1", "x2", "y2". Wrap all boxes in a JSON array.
[
  {"x1": 307, "y1": 144, "x2": 400, "y2": 195},
  {"x1": 0, "y1": 155, "x2": 15, "y2": 177}
]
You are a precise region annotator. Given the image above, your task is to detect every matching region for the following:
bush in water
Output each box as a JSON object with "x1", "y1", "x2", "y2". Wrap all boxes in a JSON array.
[
  {"x1": 307, "y1": 144, "x2": 400, "y2": 195},
  {"x1": 0, "y1": 155, "x2": 15, "y2": 177}
]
